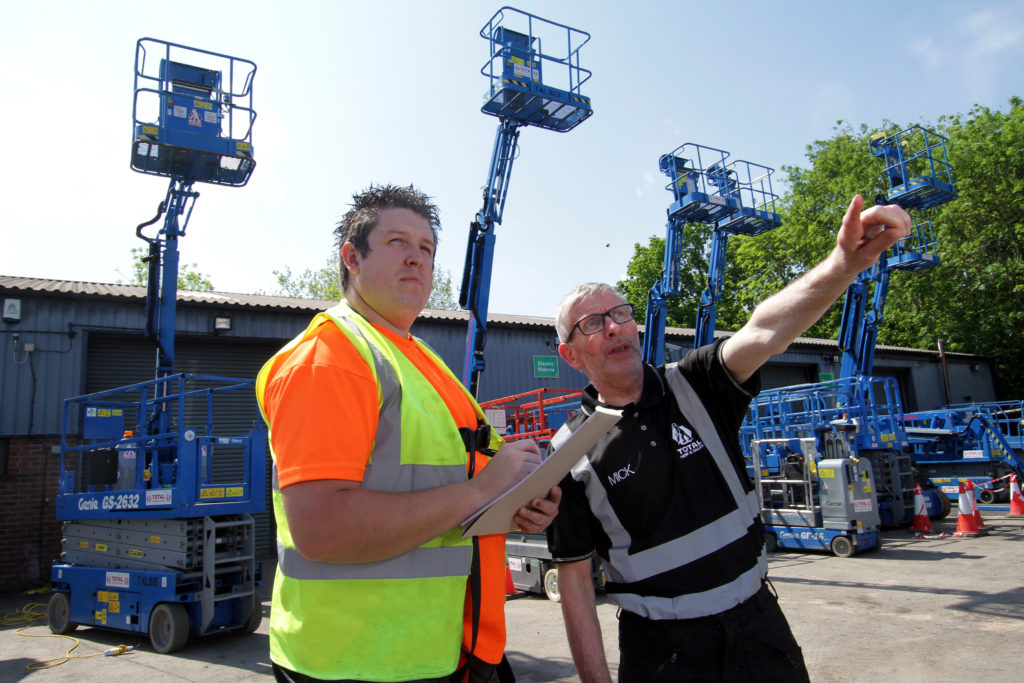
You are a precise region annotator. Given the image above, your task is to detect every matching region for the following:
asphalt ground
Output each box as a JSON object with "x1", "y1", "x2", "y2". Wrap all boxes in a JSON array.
[{"x1": 3, "y1": 510, "x2": 1023, "y2": 682}]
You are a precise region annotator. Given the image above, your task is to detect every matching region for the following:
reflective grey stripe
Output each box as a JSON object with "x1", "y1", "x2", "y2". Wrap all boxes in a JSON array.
[
  {"x1": 612, "y1": 555, "x2": 767, "y2": 620},
  {"x1": 334, "y1": 314, "x2": 403, "y2": 476},
  {"x1": 664, "y1": 364, "x2": 760, "y2": 522},
  {"x1": 278, "y1": 542, "x2": 472, "y2": 580},
  {"x1": 272, "y1": 463, "x2": 466, "y2": 495}
]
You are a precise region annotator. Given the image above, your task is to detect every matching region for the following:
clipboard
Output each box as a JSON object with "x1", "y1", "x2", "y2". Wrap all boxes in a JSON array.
[{"x1": 460, "y1": 405, "x2": 622, "y2": 537}]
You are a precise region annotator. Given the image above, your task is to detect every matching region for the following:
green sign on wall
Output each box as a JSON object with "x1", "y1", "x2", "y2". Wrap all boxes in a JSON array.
[{"x1": 533, "y1": 355, "x2": 559, "y2": 379}]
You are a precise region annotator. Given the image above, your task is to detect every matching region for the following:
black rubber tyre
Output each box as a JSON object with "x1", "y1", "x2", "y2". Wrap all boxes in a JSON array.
[
  {"x1": 831, "y1": 535, "x2": 855, "y2": 558},
  {"x1": 978, "y1": 488, "x2": 997, "y2": 505},
  {"x1": 930, "y1": 490, "x2": 952, "y2": 520},
  {"x1": 543, "y1": 567, "x2": 560, "y2": 603},
  {"x1": 149, "y1": 603, "x2": 189, "y2": 654},
  {"x1": 241, "y1": 604, "x2": 262, "y2": 634},
  {"x1": 47, "y1": 592, "x2": 77, "y2": 634}
]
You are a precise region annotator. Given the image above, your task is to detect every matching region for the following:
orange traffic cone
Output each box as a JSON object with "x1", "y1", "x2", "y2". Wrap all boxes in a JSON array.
[
  {"x1": 966, "y1": 480, "x2": 986, "y2": 529},
  {"x1": 954, "y1": 481, "x2": 980, "y2": 537},
  {"x1": 505, "y1": 566, "x2": 516, "y2": 596},
  {"x1": 909, "y1": 483, "x2": 932, "y2": 535},
  {"x1": 1009, "y1": 474, "x2": 1024, "y2": 517}
]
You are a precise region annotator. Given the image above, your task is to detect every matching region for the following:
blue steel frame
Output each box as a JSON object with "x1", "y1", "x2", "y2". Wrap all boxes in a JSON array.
[{"x1": 131, "y1": 38, "x2": 256, "y2": 187}]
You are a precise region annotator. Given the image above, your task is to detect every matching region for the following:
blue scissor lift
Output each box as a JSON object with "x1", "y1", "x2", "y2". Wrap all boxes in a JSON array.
[
  {"x1": 47, "y1": 39, "x2": 265, "y2": 654},
  {"x1": 642, "y1": 143, "x2": 782, "y2": 366},
  {"x1": 460, "y1": 6, "x2": 592, "y2": 397}
]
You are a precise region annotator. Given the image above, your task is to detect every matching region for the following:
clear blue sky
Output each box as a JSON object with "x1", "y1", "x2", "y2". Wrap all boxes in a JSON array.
[{"x1": 3, "y1": 0, "x2": 1022, "y2": 317}]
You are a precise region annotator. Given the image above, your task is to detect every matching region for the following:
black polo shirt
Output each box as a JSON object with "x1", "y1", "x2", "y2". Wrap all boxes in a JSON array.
[{"x1": 547, "y1": 341, "x2": 764, "y2": 601}]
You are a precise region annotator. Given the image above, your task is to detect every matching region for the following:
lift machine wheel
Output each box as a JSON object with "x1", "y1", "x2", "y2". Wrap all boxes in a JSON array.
[
  {"x1": 149, "y1": 603, "x2": 190, "y2": 654},
  {"x1": 543, "y1": 567, "x2": 560, "y2": 602},
  {"x1": 47, "y1": 592, "x2": 77, "y2": 634}
]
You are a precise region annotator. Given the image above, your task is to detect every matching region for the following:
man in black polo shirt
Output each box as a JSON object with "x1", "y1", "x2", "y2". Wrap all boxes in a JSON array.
[{"x1": 547, "y1": 195, "x2": 912, "y2": 682}]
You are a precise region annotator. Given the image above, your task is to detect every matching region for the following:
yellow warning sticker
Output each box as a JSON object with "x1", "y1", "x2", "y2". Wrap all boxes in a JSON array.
[
  {"x1": 820, "y1": 469, "x2": 835, "y2": 479},
  {"x1": 98, "y1": 591, "x2": 109, "y2": 602},
  {"x1": 109, "y1": 600, "x2": 120, "y2": 614},
  {"x1": 129, "y1": 549, "x2": 143, "y2": 558},
  {"x1": 201, "y1": 487, "x2": 225, "y2": 499},
  {"x1": 149, "y1": 536, "x2": 161, "y2": 544},
  {"x1": 95, "y1": 543, "x2": 108, "y2": 552},
  {"x1": 226, "y1": 486, "x2": 243, "y2": 497},
  {"x1": 193, "y1": 99, "x2": 213, "y2": 110}
]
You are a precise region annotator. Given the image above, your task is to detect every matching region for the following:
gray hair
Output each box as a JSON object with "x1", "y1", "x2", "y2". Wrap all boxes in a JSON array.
[{"x1": 555, "y1": 282, "x2": 626, "y2": 342}]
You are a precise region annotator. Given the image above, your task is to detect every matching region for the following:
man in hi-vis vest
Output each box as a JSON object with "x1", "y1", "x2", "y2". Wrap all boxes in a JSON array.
[
  {"x1": 257, "y1": 184, "x2": 560, "y2": 683},
  {"x1": 547, "y1": 196, "x2": 913, "y2": 682}
]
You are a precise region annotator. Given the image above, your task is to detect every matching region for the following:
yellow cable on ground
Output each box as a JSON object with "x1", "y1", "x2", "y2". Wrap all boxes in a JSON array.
[{"x1": 4, "y1": 599, "x2": 136, "y2": 670}]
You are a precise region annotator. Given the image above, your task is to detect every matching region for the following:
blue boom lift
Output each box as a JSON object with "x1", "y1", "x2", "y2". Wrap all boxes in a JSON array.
[
  {"x1": 743, "y1": 125, "x2": 962, "y2": 540},
  {"x1": 47, "y1": 39, "x2": 265, "y2": 653},
  {"x1": 460, "y1": 6, "x2": 592, "y2": 397},
  {"x1": 460, "y1": 8, "x2": 598, "y2": 600}
]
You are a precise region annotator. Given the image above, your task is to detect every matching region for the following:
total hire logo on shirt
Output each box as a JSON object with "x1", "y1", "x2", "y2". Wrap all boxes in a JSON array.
[{"x1": 672, "y1": 423, "x2": 705, "y2": 459}]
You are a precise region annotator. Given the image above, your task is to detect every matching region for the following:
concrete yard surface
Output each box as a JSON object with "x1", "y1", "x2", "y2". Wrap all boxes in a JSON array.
[{"x1": 2, "y1": 512, "x2": 1022, "y2": 681}]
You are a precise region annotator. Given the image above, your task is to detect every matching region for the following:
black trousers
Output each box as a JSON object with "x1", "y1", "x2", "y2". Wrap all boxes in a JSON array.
[
  {"x1": 616, "y1": 584, "x2": 809, "y2": 682},
  {"x1": 272, "y1": 654, "x2": 513, "y2": 683}
]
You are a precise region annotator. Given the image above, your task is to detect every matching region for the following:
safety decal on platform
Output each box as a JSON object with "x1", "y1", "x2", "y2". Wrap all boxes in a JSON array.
[
  {"x1": 188, "y1": 109, "x2": 203, "y2": 127},
  {"x1": 174, "y1": 105, "x2": 187, "y2": 118}
]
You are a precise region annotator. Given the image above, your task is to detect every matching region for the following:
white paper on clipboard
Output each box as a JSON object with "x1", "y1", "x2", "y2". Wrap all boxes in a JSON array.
[{"x1": 460, "y1": 405, "x2": 622, "y2": 538}]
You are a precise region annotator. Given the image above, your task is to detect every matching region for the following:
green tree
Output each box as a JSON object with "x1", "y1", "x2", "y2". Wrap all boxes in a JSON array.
[
  {"x1": 928, "y1": 98, "x2": 1024, "y2": 397},
  {"x1": 273, "y1": 250, "x2": 460, "y2": 311},
  {"x1": 119, "y1": 246, "x2": 214, "y2": 291}
]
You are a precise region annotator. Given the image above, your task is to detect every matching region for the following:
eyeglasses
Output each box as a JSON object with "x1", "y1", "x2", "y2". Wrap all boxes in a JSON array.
[{"x1": 567, "y1": 303, "x2": 635, "y2": 340}]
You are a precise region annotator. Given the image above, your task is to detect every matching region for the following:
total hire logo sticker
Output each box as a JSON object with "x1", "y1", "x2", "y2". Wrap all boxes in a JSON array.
[{"x1": 672, "y1": 423, "x2": 704, "y2": 459}]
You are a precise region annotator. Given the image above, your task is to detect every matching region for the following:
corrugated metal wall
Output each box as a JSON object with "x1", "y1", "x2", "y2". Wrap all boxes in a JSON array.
[{"x1": 0, "y1": 287, "x2": 1000, "y2": 439}]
